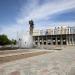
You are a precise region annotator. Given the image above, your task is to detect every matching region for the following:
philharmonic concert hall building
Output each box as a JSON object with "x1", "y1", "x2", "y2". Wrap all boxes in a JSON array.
[{"x1": 33, "y1": 26, "x2": 75, "y2": 46}]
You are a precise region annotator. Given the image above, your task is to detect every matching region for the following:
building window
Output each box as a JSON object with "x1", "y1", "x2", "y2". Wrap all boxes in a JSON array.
[
  {"x1": 35, "y1": 42, "x2": 38, "y2": 45},
  {"x1": 53, "y1": 42, "x2": 56, "y2": 45},
  {"x1": 58, "y1": 42, "x2": 61, "y2": 45},
  {"x1": 44, "y1": 42, "x2": 46, "y2": 45},
  {"x1": 35, "y1": 38, "x2": 38, "y2": 41},
  {"x1": 57, "y1": 38, "x2": 60, "y2": 40},
  {"x1": 48, "y1": 42, "x2": 51, "y2": 45},
  {"x1": 40, "y1": 42, "x2": 42, "y2": 45},
  {"x1": 53, "y1": 38, "x2": 55, "y2": 40},
  {"x1": 48, "y1": 41, "x2": 51, "y2": 45},
  {"x1": 63, "y1": 38, "x2": 66, "y2": 40},
  {"x1": 63, "y1": 41, "x2": 66, "y2": 45},
  {"x1": 43, "y1": 36, "x2": 46, "y2": 40}
]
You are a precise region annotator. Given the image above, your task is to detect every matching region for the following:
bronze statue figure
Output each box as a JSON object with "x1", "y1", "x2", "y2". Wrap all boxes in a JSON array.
[{"x1": 29, "y1": 20, "x2": 34, "y2": 35}]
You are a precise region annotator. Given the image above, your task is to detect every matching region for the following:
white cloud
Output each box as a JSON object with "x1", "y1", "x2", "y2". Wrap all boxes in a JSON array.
[
  {"x1": 0, "y1": 24, "x2": 29, "y2": 39},
  {"x1": 1, "y1": 0, "x2": 75, "y2": 39},
  {"x1": 17, "y1": 0, "x2": 75, "y2": 25}
]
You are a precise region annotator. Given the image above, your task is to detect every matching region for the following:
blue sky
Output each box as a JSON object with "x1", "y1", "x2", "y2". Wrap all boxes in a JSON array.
[{"x1": 0, "y1": 0, "x2": 75, "y2": 39}]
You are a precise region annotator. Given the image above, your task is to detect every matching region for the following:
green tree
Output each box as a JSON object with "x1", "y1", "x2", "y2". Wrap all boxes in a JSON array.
[
  {"x1": 0, "y1": 34, "x2": 12, "y2": 45},
  {"x1": 11, "y1": 39, "x2": 17, "y2": 45}
]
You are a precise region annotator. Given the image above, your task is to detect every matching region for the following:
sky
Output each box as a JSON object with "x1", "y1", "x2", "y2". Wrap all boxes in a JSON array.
[{"x1": 0, "y1": 0, "x2": 75, "y2": 39}]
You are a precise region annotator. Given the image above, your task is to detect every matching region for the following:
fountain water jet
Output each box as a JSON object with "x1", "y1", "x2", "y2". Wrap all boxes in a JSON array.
[{"x1": 18, "y1": 20, "x2": 34, "y2": 48}]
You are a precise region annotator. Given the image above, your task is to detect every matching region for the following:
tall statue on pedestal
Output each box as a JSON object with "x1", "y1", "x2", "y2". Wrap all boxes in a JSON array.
[
  {"x1": 18, "y1": 20, "x2": 34, "y2": 48},
  {"x1": 29, "y1": 20, "x2": 34, "y2": 35}
]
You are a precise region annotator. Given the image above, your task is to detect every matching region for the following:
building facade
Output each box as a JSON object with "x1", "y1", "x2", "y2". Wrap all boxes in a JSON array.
[{"x1": 33, "y1": 26, "x2": 75, "y2": 46}]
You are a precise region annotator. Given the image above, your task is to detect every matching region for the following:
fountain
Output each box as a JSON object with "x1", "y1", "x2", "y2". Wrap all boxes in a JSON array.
[{"x1": 18, "y1": 20, "x2": 34, "y2": 48}]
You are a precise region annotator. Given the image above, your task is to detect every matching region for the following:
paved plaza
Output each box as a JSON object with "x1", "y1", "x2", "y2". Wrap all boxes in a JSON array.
[{"x1": 0, "y1": 46, "x2": 75, "y2": 75}]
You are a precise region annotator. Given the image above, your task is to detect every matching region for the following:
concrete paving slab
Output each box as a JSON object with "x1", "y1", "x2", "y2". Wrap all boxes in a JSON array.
[{"x1": 0, "y1": 46, "x2": 75, "y2": 75}]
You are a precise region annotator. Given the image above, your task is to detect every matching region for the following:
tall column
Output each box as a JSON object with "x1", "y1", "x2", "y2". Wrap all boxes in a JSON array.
[
  {"x1": 56, "y1": 36, "x2": 58, "y2": 45},
  {"x1": 38, "y1": 36, "x2": 40, "y2": 47},
  {"x1": 74, "y1": 35, "x2": 75, "y2": 45},
  {"x1": 61, "y1": 35, "x2": 63, "y2": 45},
  {"x1": 51, "y1": 35, "x2": 53, "y2": 45},
  {"x1": 46, "y1": 35, "x2": 47, "y2": 45},
  {"x1": 67, "y1": 35, "x2": 69, "y2": 45},
  {"x1": 41, "y1": 36, "x2": 44, "y2": 46},
  {"x1": 29, "y1": 20, "x2": 34, "y2": 35},
  {"x1": 69, "y1": 35, "x2": 71, "y2": 45},
  {"x1": 69, "y1": 34, "x2": 71, "y2": 45},
  {"x1": 72, "y1": 34, "x2": 74, "y2": 45},
  {"x1": 70, "y1": 35, "x2": 72, "y2": 45}
]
